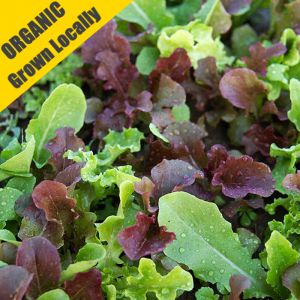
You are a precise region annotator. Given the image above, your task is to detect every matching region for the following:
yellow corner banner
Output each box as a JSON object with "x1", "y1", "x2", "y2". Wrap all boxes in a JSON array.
[{"x1": 0, "y1": 0, "x2": 132, "y2": 111}]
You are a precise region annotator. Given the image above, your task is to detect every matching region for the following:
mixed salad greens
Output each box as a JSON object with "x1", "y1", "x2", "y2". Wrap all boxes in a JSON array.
[{"x1": 1, "y1": 0, "x2": 300, "y2": 299}]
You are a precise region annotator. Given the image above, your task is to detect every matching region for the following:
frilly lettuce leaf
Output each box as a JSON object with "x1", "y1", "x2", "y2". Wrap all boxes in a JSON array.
[
  {"x1": 124, "y1": 258, "x2": 193, "y2": 300},
  {"x1": 157, "y1": 20, "x2": 233, "y2": 69}
]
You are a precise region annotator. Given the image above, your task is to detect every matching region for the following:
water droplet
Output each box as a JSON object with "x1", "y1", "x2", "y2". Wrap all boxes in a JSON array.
[
  {"x1": 208, "y1": 271, "x2": 214, "y2": 276},
  {"x1": 209, "y1": 225, "x2": 214, "y2": 230},
  {"x1": 221, "y1": 229, "x2": 226, "y2": 233},
  {"x1": 1, "y1": 201, "x2": 6, "y2": 206},
  {"x1": 201, "y1": 259, "x2": 205, "y2": 264},
  {"x1": 181, "y1": 233, "x2": 186, "y2": 238},
  {"x1": 220, "y1": 269, "x2": 225, "y2": 274},
  {"x1": 212, "y1": 260, "x2": 216, "y2": 265},
  {"x1": 179, "y1": 247, "x2": 185, "y2": 253}
]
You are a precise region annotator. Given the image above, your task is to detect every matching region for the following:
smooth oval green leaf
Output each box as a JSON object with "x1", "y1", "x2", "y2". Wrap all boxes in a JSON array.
[
  {"x1": 266, "y1": 230, "x2": 300, "y2": 298},
  {"x1": 60, "y1": 260, "x2": 98, "y2": 283},
  {"x1": 37, "y1": 289, "x2": 70, "y2": 300},
  {"x1": 26, "y1": 84, "x2": 86, "y2": 168},
  {"x1": 76, "y1": 243, "x2": 106, "y2": 262},
  {"x1": 118, "y1": 0, "x2": 174, "y2": 30},
  {"x1": 288, "y1": 79, "x2": 300, "y2": 132},
  {"x1": 0, "y1": 229, "x2": 20, "y2": 246},
  {"x1": 158, "y1": 192, "x2": 274, "y2": 298},
  {"x1": 0, "y1": 137, "x2": 35, "y2": 181},
  {"x1": 0, "y1": 188, "x2": 22, "y2": 223}
]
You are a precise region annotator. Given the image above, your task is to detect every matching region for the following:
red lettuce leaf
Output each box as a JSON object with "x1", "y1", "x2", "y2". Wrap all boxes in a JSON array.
[
  {"x1": 45, "y1": 127, "x2": 85, "y2": 172},
  {"x1": 222, "y1": 0, "x2": 251, "y2": 14},
  {"x1": 151, "y1": 159, "x2": 204, "y2": 199},
  {"x1": 242, "y1": 124, "x2": 289, "y2": 156},
  {"x1": 282, "y1": 172, "x2": 300, "y2": 193},
  {"x1": 222, "y1": 198, "x2": 264, "y2": 218},
  {"x1": 118, "y1": 212, "x2": 175, "y2": 260},
  {"x1": 212, "y1": 155, "x2": 275, "y2": 198},
  {"x1": 55, "y1": 163, "x2": 84, "y2": 187},
  {"x1": 242, "y1": 42, "x2": 287, "y2": 76},
  {"x1": 0, "y1": 266, "x2": 33, "y2": 300},
  {"x1": 219, "y1": 68, "x2": 267, "y2": 113},
  {"x1": 18, "y1": 202, "x2": 64, "y2": 247},
  {"x1": 16, "y1": 237, "x2": 61, "y2": 298},
  {"x1": 206, "y1": 144, "x2": 229, "y2": 177},
  {"x1": 164, "y1": 122, "x2": 207, "y2": 168},
  {"x1": 64, "y1": 269, "x2": 104, "y2": 300},
  {"x1": 145, "y1": 140, "x2": 185, "y2": 172},
  {"x1": 149, "y1": 48, "x2": 191, "y2": 89},
  {"x1": 283, "y1": 262, "x2": 300, "y2": 298},
  {"x1": 194, "y1": 57, "x2": 220, "y2": 89},
  {"x1": 229, "y1": 275, "x2": 251, "y2": 300},
  {"x1": 94, "y1": 91, "x2": 152, "y2": 140},
  {"x1": 134, "y1": 176, "x2": 157, "y2": 213},
  {"x1": 81, "y1": 20, "x2": 138, "y2": 97},
  {"x1": 151, "y1": 74, "x2": 186, "y2": 128},
  {"x1": 32, "y1": 180, "x2": 77, "y2": 228}
]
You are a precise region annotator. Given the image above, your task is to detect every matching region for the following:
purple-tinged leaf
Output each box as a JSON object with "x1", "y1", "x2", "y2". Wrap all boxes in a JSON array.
[
  {"x1": 0, "y1": 266, "x2": 33, "y2": 300},
  {"x1": 134, "y1": 177, "x2": 157, "y2": 213},
  {"x1": 45, "y1": 127, "x2": 84, "y2": 172},
  {"x1": 194, "y1": 57, "x2": 220, "y2": 89},
  {"x1": 155, "y1": 74, "x2": 186, "y2": 108},
  {"x1": 219, "y1": 68, "x2": 267, "y2": 113},
  {"x1": 206, "y1": 144, "x2": 229, "y2": 176},
  {"x1": 282, "y1": 262, "x2": 300, "y2": 298},
  {"x1": 151, "y1": 159, "x2": 204, "y2": 199},
  {"x1": 64, "y1": 269, "x2": 104, "y2": 300},
  {"x1": 145, "y1": 140, "x2": 185, "y2": 172},
  {"x1": 16, "y1": 237, "x2": 61, "y2": 298},
  {"x1": 242, "y1": 124, "x2": 289, "y2": 156},
  {"x1": 283, "y1": 172, "x2": 300, "y2": 193},
  {"x1": 229, "y1": 275, "x2": 251, "y2": 300},
  {"x1": 32, "y1": 180, "x2": 77, "y2": 228},
  {"x1": 222, "y1": 198, "x2": 264, "y2": 218},
  {"x1": 212, "y1": 155, "x2": 275, "y2": 198},
  {"x1": 151, "y1": 74, "x2": 186, "y2": 128},
  {"x1": 55, "y1": 163, "x2": 84, "y2": 187},
  {"x1": 149, "y1": 48, "x2": 191, "y2": 89},
  {"x1": 242, "y1": 42, "x2": 287, "y2": 76},
  {"x1": 222, "y1": 0, "x2": 252, "y2": 14},
  {"x1": 18, "y1": 203, "x2": 64, "y2": 248},
  {"x1": 261, "y1": 101, "x2": 288, "y2": 121},
  {"x1": 118, "y1": 212, "x2": 175, "y2": 260},
  {"x1": 164, "y1": 122, "x2": 207, "y2": 168},
  {"x1": 82, "y1": 21, "x2": 138, "y2": 97}
]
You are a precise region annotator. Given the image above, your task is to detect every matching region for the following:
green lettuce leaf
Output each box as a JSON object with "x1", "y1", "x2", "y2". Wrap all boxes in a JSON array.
[
  {"x1": 26, "y1": 84, "x2": 86, "y2": 168},
  {"x1": 124, "y1": 258, "x2": 193, "y2": 300},
  {"x1": 118, "y1": 0, "x2": 174, "y2": 30},
  {"x1": 0, "y1": 188, "x2": 22, "y2": 224},
  {"x1": 288, "y1": 79, "x2": 300, "y2": 131},
  {"x1": 157, "y1": 20, "x2": 233, "y2": 69},
  {"x1": 266, "y1": 230, "x2": 299, "y2": 298},
  {"x1": 0, "y1": 137, "x2": 35, "y2": 181},
  {"x1": 195, "y1": 287, "x2": 219, "y2": 300},
  {"x1": 37, "y1": 289, "x2": 69, "y2": 300},
  {"x1": 158, "y1": 192, "x2": 274, "y2": 298}
]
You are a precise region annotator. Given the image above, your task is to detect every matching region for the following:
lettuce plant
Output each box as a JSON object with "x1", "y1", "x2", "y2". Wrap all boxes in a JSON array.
[{"x1": 1, "y1": 0, "x2": 300, "y2": 299}]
